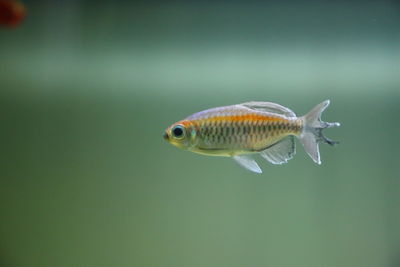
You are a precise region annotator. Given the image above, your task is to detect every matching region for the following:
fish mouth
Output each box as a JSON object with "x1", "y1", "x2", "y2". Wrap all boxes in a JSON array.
[{"x1": 163, "y1": 132, "x2": 169, "y2": 141}]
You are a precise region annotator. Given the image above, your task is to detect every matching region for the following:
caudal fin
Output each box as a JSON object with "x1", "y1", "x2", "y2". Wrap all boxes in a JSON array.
[{"x1": 299, "y1": 100, "x2": 340, "y2": 164}]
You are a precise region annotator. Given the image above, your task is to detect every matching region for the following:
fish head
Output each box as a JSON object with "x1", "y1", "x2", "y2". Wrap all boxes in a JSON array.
[{"x1": 163, "y1": 120, "x2": 196, "y2": 150}]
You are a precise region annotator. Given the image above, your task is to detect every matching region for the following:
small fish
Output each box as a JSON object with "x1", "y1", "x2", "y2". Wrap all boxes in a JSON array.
[
  {"x1": 163, "y1": 100, "x2": 340, "y2": 173},
  {"x1": 0, "y1": 0, "x2": 26, "y2": 28}
]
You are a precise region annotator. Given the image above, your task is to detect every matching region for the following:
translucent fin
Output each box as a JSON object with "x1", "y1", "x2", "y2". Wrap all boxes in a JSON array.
[
  {"x1": 233, "y1": 155, "x2": 262, "y2": 174},
  {"x1": 240, "y1": 101, "x2": 296, "y2": 117},
  {"x1": 260, "y1": 136, "x2": 296, "y2": 165},
  {"x1": 299, "y1": 100, "x2": 340, "y2": 164}
]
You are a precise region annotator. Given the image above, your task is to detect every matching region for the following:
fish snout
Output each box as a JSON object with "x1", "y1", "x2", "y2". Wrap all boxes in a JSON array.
[{"x1": 163, "y1": 132, "x2": 169, "y2": 141}]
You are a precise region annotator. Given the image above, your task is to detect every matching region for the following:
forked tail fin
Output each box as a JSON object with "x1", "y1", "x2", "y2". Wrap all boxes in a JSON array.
[{"x1": 299, "y1": 100, "x2": 340, "y2": 164}]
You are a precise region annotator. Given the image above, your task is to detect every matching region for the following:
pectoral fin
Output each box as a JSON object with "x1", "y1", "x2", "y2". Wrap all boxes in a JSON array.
[
  {"x1": 260, "y1": 136, "x2": 296, "y2": 165},
  {"x1": 233, "y1": 155, "x2": 262, "y2": 174}
]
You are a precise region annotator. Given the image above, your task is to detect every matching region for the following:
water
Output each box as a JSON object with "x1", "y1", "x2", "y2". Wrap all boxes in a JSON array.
[{"x1": 1, "y1": 1, "x2": 399, "y2": 267}]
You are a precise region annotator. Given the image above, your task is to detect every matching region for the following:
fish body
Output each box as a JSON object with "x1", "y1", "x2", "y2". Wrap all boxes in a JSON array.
[
  {"x1": 164, "y1": 100, "x2": 340, "y2": 173},
  {"x1": 181, "y1": 105, "x2": 302, "y2": 156}
]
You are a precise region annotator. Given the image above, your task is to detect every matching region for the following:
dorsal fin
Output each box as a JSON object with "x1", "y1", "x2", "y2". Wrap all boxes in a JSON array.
[
  {"x1": 240, "y1": 101, "x2": 296, "y2": 117},
  {"x1": 259, "y1": 136, "x2": 296, "y2": 165}
]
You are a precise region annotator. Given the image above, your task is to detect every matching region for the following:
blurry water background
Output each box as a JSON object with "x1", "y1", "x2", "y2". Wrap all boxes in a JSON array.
[{"x1": 1, "y1": 0, "x2": 399, "y2": 266}]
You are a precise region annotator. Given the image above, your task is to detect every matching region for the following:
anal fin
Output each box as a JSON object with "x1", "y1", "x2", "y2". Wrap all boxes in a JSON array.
[{"x1": 260, "y1": 136, "x2": 296, "y2": 165}]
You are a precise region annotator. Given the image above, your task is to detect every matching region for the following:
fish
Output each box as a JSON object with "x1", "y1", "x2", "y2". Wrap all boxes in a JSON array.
[
  {"x1": 163, "y1": 100, "x2": 340, "y2": 173},
  {"x1": 0, "y1": 0, "x2": 26, "y2": 28}
]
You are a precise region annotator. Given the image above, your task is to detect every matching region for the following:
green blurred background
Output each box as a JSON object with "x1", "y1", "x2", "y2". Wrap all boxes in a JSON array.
[{"x1": 1, "y1": 1, "x2": 399, "y2": 266}]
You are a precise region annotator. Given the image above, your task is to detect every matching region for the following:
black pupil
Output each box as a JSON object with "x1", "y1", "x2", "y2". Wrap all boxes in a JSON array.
[{"x1": 173, "y1": 127, "x2": 183, "y2": 137}]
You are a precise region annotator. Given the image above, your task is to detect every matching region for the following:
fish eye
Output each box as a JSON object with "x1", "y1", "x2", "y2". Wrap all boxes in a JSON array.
[{"x1": 172, "y1": 125, "x2": 185, "y2": 139}]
